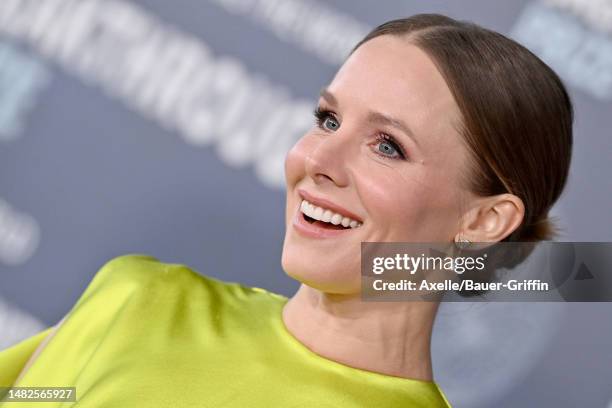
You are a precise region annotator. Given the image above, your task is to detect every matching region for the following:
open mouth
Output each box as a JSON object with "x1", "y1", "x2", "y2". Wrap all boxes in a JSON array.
[
  {"x1": 300, "y1": 199, "x2": 362, "y2": 230},
  {"x1": 302, "y1": 213, "x2": 351, "y2": 230}
]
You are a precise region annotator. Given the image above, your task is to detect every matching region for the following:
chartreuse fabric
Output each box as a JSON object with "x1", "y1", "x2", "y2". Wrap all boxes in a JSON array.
[{"x1": 0, "y1": 254, "x2": 451, "y2": 407}]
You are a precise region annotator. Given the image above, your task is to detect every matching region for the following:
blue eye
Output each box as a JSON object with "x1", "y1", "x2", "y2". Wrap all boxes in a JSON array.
[
  {"x1": 312, "y1": 107, "x2": 408, "y2": 161},
  {"x1": 323, "y1": 117, "x2": 339, "y2": 131},
  {"x1": 378, "y1": 140, "x2": 398, "y2": 156},
  {"x1": 313, "y1": 107, "x2": 339, "y2": 131},
  {"x1": 375, "y1": 134, "x2": 406, "y2": 160}
]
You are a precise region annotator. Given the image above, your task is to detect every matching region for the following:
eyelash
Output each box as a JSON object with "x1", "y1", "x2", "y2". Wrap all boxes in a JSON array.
[{"x1": 312, "y1": 107, "x2": 408, "y2": 160}]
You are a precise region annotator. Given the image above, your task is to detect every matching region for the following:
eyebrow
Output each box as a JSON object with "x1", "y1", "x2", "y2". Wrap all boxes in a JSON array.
[{"x1": 319, "y1": 87, "x2": 420, "y2": 148}]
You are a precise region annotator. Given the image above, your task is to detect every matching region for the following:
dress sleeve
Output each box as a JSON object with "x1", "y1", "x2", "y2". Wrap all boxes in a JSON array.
[{"x1": 0, "y1": 253, "x2": 161, "y2": 388}]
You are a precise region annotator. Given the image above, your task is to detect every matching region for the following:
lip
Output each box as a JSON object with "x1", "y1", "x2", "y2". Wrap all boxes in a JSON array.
[
  {"x1": 292, "y1": 207, "x2": 358, "y2": 239},
  {"x1": 297, "y1": 189, "x2": 363, "y2": 223}
]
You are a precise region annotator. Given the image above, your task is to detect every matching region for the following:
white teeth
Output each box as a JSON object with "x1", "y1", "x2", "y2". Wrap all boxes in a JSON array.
[
  {"x1": 305, "y1": 203, "x2": 315, "y2": 218},
  {"x1": 322, "y1": 210, "x2": 333, "y2": 223},
  {"x1": 313, "y1": 206, "x2": 323, "y2": 219},
  {"x1": 299, "y1": 199, "x2": 362, "y2": 228}
]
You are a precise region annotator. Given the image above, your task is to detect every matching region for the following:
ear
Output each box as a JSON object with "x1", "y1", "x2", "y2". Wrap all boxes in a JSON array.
[{"x1": 458, "y1": 194, "x2": 525, "y2": 243}]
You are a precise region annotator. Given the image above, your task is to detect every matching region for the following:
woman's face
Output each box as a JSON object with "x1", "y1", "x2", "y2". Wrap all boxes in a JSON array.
[{"x1": 282, "y1": 35, "x2": 474, "y2": 294}]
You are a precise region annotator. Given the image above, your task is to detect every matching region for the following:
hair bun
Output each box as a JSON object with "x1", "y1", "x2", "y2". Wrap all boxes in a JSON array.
[{"x1": 520, "y1": 216, "x2": 561, "y2": 241}]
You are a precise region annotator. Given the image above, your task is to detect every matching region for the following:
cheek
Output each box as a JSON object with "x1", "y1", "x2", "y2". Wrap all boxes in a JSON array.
[{"x1": 357, "y1": 167, "x2": 460, "y2": 240}]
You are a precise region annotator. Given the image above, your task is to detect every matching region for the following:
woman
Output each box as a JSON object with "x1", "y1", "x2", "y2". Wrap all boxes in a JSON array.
[{"x1": 0, "y1": 14, "x2": 572, "y2": 407}]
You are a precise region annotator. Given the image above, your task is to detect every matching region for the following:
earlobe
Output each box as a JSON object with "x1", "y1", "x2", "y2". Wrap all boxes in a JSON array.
[{"x1": 461, "y1": 194, "x2": 525, "y2": 243}]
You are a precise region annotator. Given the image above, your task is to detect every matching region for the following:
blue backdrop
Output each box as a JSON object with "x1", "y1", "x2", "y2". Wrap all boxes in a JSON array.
[{"x1": 1, "y1": 1, "x2": 611, "y2": 407}]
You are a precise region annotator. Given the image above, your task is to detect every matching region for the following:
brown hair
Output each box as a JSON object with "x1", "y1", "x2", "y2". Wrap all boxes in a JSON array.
[
  {"x1": 351, "y1": 14, "x2": 573, "y2": 241},
  {"x1": 351, "y1": 14, "x2": 574, "y2": 295}
]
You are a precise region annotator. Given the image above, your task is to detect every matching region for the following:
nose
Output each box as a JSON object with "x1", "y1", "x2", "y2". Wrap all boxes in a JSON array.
[{"x1": 304, "y1": 130, "x2": 351, "y2": 187}]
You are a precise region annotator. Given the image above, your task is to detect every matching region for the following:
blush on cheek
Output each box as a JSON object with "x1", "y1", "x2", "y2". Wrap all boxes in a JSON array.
[{"x1": 358, "y1": 169, "x2": 454, "y2": 241}]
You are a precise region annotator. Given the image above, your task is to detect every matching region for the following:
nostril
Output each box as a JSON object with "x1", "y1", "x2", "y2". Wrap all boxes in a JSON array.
[{"x1": 314, "y1": 173, "x2": 334, "y2": 183}]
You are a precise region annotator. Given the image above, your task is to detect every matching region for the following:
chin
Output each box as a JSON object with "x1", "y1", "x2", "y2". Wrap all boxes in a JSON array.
[{"x1": 281, "y1": 243, "x2": 361, "y2": 295}]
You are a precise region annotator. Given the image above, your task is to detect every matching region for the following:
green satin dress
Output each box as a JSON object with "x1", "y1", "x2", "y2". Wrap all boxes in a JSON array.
[{"x1": 0, "y1": 254, "x2": 451, "y2": 407}]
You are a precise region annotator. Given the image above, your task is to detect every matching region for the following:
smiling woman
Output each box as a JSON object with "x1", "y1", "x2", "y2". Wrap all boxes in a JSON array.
[{"x1": 0, "y1": 13, "x2": 572, "y2": 408}]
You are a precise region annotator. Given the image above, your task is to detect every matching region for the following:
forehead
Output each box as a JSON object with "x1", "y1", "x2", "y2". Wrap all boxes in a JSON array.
[{"x1": 328, "y1": 35, "x2": 462, "y2": 148}]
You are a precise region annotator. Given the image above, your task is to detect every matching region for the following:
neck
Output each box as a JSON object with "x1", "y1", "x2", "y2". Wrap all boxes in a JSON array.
[{"x1": 282, "y1": 283, "x2": 439, "y2": 382}]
